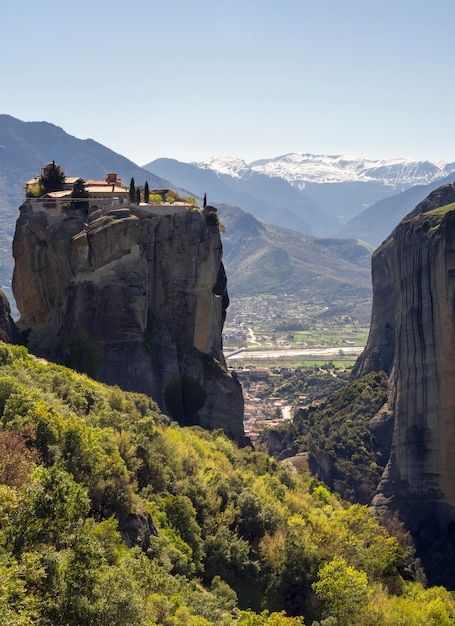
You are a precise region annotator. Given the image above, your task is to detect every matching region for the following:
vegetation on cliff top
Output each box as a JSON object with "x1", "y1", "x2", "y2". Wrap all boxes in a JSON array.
[
  {"x1": 408, "y1": 201, "x2": 455, "y2": 235},
  {"x1": 425, "y1": 201, "x2": 455, "y2": 217},
  {"x1": 0, "y1": 342, "x2": 454, "y2": 625}
]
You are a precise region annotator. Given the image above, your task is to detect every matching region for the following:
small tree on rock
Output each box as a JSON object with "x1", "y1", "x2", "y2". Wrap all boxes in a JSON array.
[
  {"x1": 40, "y1": 161, "x2": 66, "y2": 194},
  {"x1": 71, "y1": 178, "x2": 89, "y2": 209},
  {"x1": 129, "y1": 177, "x2": 135, "y2": 203}
]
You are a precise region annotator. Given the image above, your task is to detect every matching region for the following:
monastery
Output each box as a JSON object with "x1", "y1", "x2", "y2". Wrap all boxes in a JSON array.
[{"x1": 25, "y1": 162, "x2": 191, "y2": 223}]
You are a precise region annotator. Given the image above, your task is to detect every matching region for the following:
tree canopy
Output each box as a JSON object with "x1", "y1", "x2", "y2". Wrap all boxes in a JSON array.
[
  {"x1": 0, "y1": 342, "x2": 452, "y2": 625},
  {"x1": 39, "y1": 161, "x2": 66, "y2": 194}
]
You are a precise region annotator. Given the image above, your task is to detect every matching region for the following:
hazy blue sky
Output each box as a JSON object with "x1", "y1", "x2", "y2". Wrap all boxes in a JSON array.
[{"x1": 3, "y1": 0, "x2": 455, "y2": 165}]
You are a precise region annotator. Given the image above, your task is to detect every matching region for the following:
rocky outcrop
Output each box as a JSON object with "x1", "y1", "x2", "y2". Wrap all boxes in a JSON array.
[
  {"x1": 353, "y1": 183, "x2": 455, "y2": 543},
  {"x1": 12, "y1": 203, "x2": 245, "y2": 443},
  {"x1": 0, "y1": 291, "x2": 18, "y2": 344}
]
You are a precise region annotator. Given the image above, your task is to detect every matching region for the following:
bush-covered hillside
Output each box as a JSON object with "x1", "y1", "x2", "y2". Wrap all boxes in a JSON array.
[
  {"x1": 0, "y1": 343, "x2": 454, "y2": 625},
  {"x1": 263, "y1": 365, "x2": 352, "y2": 406},
  {"x1": 263, "y1": 372, "x2": 390, "y2": 505}
]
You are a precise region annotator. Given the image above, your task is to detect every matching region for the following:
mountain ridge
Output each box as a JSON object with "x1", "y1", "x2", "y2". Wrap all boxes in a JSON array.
[
  {"x1": 336, "y1": 173, "x2": 455, "y2": 248},
  {"x1": 217, "y1": 203, "x2": 372, "y2": 316},
  {"x1": 0, "y1": 115, "x2": 171, "y2": 201},
  {"x1": 144, "y1": 157, "x2": 331, "y2": 235},
  {"x1": 197, "y1": 152, "x2": 455, "y2": 187},
  {"x1": 145, "y1": 153, "x2": 455, "y2": 238},
  {"x1": 0, "y1": 115, "x2": 374, "y2": 320}
]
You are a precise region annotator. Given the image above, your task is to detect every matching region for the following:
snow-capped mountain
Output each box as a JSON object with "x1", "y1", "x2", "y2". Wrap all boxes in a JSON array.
[
  {"x1": 197, "y1": 153, "x2": 455, "y2": 190},
  {"x1": 145, "y1": 153, "x2": 455, "y2": 243}
]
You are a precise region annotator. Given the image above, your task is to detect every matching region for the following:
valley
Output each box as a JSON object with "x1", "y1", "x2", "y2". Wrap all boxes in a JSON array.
[
  {"x1": 223, "y1": 293, "x2": 370, "y2": 355},
  {"x1": 223, "y1": 294, "x2": 369, "y2": 442},
  {"x1": 234, "y1": 362, "x2": 353, "y2": 443}
]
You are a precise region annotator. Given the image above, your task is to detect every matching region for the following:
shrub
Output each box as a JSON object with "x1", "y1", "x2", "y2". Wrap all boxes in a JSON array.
[
  {"x1": 0, "y1": 427, "x2": 39, "y2": 489},
  {"x1": 312, "y1": 557, "x2": 371, "y2": 624},
  {"x1": 26, "y1": 181, "x2": 44, "y2": 198}
]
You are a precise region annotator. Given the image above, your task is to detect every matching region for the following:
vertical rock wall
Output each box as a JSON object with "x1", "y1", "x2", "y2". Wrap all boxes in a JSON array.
[
  {"x1": 354, "y1": 184, "x2": 455, "y2": 537},
  {"x1": 12, "y1": 203, "x2": 245, "y2": 443}
]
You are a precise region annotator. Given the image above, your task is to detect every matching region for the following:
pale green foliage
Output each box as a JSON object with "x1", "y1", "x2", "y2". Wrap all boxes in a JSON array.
[
  {"x1": 25, "y1": 181, "x2": 44, "y2": 198},
  {"x1": 313, "y1": 556, "x2": 371, "y2": 624},
  {"x1": 361, "y1": 582, "x2": 455, "y2": 626},
  {"x1": 237, "y1": 610, "x2": 306, "y2": 624},
  {"x1": 312, "y1": 485, "x2": 331, "y2": 505},
  {"x1": 210, "y1": 575, "x2": 237, "y2": 609},
  {"x1": 0, "y1": 552, "x2": 41, "y2": 624},
  {"x1": 187, "y1": 196, "x2": 200, "y2": 208},
  {"x1": 0, "y1": 341, "x2": 452, "y2": 624}
]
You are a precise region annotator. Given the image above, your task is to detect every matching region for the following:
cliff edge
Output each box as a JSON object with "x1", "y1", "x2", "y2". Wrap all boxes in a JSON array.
[
  {"x1": 353, "y1": 184, "x2": 455, "y2": 565},
  {"x1": 12, "y1": 201, "x2": 245, "y2": 443}
]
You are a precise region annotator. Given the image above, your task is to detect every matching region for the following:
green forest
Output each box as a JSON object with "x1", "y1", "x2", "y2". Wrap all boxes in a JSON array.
[
  {"x1": 262, "y1": 371, "x2": 389, "y2": 505},
  {"x1": 0, "y1": 342, "x2": 454, "y2": 625}
]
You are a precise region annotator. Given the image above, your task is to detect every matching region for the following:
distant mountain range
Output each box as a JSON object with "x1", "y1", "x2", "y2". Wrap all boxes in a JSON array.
[
  {"x1": 144, "y1": 157, "x2": 324, "y2": 235},
  {"x1": 199, "y1": 153, "x2": 455, "y2": 186},
  {"x1": 1, "y1": 113, "x2": 454, "y2": 320},
  {"x1": 335, "y1": 174, "x2": 455, "y2": 248},
  {"x1": 145, "y1": 154, "x2": 455, "y2": 242}
]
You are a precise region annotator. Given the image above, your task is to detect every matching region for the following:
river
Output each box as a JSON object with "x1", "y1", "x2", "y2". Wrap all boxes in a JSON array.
[{"x1": 225, "y1": 346, "x2": 364, "y2": 360}]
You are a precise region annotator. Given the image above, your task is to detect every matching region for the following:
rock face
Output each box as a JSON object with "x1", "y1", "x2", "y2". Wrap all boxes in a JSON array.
[
  {"x1": 12, "y1": 202, "x2": 245, "y2": 442},
  {"x1": 353, "y1": 183, "x2": 455, "y2": 541},
  {"x1": 0, "y1": 291, "x2": 18, "y2": 345}
]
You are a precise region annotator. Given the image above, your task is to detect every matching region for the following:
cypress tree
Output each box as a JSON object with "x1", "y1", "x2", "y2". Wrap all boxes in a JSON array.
[
  {"x1": 40, "y1": 161, "x2": 66, "y2": 194},
  {"x1": 71, "y1": 178, "x2": 89, "y2": 209},
  {"x1": 203, "y1": 193, "x2": 207, "y2": 208},
  {"x1": 136, "y1": 188, "x2": 141, "y2": 204},
  {"x1": 144, "y1": 181, "x2": 150, "y2": 204},
  {"x1": 129, "y1": 177, "x2": 135, "y2": 203}
]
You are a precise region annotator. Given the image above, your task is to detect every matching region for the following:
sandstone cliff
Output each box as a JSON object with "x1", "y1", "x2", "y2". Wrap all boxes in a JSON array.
[
  {"x1": 353, "y1": 183, "x2": 455, "y2": 556},
  {"x1": 12, "y1": 202, "x2": 245, "y2": 442}
]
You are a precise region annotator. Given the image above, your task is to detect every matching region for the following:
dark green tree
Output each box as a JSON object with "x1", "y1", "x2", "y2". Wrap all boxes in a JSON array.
[
  {"x1": 129, "y1": 177, "x2": 135, "y2": 203},
  {"x1": 136, "y1": 188, "x2": 141, "y2": 204},
  {"x1": 40, "y1": 161, "x2": 66, "y2": 194},
  {"x1": 144, "y1": 181, "x2": 150, "y2": 203},
  {"x1": 71, "y1": 178, "x2": 89, "y2": 209}
]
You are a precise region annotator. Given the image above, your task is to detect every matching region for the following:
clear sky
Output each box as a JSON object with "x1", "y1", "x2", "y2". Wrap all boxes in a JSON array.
[{"x1": 3, "y1": 0, "x2": 455, "y2": 165}]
